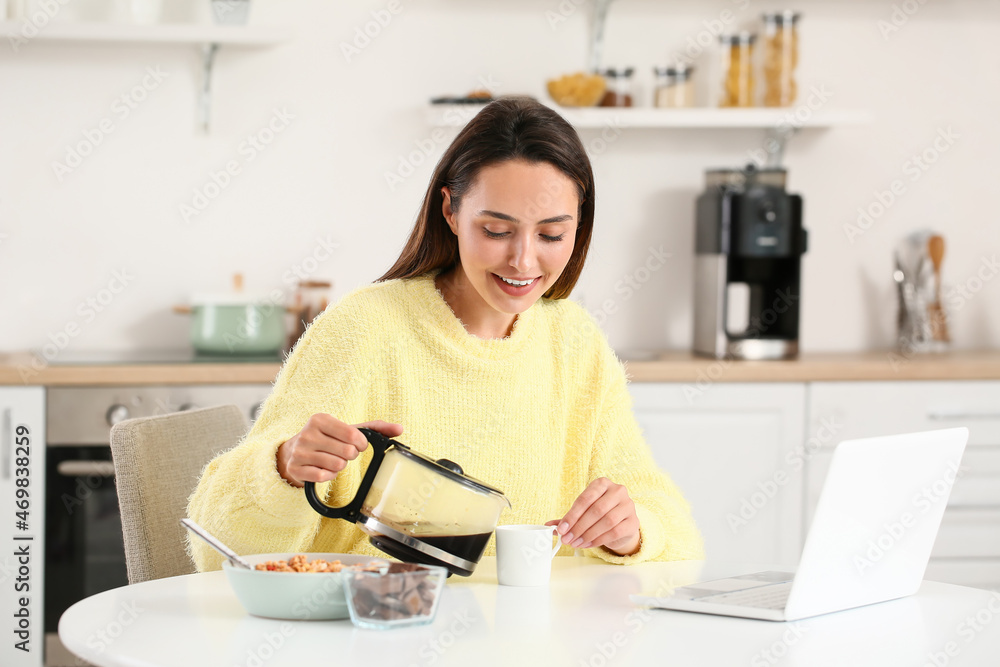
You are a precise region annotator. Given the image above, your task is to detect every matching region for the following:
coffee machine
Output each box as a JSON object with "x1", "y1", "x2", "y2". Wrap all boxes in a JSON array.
[{"x1": 692, "y1": 166, "x2": 807, "y2": 360}]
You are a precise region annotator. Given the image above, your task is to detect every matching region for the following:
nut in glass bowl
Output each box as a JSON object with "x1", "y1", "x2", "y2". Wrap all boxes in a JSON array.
[{"x1": 345, "y1": 562, "x2": 447, "y2": 630}]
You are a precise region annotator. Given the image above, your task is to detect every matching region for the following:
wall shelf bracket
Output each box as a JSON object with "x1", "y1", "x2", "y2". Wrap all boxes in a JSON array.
[
  {"x1": 199, "y1": 42, "x2": 220, "y2": 133},
  {"x1": 763, "y1": 123, "x2": 800, "y2": 168}
]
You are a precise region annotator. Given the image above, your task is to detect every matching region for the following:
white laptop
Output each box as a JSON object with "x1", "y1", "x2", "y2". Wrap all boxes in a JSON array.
[{"x1": 632, "y1": 427, "x2": 969, "y2": 622}]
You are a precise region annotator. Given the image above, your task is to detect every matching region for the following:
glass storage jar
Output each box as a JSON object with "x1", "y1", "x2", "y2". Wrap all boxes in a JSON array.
[
  {"x1": 762, "y1": 11, "x2": 801, "y2": 107},
  {"x1": 599, "y1": 67, "x2": 635, "y2": 107},
  {"x1": 718, "y1": 32, "x2": 756, "y2": 108},
  {"x1": 654, "y1": 65, "x2": 695, "y2": 108}
]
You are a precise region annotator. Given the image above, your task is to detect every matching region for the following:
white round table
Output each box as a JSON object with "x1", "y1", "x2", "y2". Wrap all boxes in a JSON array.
[{"x1": 60, "y1": 557, "x2": 1000, "y2": 667}]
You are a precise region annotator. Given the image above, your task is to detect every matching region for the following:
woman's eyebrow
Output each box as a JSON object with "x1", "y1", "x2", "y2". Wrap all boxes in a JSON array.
[{"x1": 477, "y1": 210, "x2": 574, "y2": 224}]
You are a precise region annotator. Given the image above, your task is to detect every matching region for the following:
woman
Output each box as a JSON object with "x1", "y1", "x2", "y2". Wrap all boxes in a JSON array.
[{"x1": 187, "y1": 96, "x2": 703, "y2": 570}]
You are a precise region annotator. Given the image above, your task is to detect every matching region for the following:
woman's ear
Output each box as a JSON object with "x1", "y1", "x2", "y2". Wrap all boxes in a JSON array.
[{"x1": 441, "y1": 187, "x2": 458, "y2": 235}]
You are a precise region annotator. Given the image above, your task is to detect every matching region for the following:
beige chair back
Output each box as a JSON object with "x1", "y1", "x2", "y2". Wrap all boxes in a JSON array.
[{"x1": 110, "y1": 404, "x2": 248, "y2": 584}]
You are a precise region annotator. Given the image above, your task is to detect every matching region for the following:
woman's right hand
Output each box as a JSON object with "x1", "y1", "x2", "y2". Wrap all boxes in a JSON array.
[{"x1": 276, "y1": 415, "x2": 403, "y2": 488}]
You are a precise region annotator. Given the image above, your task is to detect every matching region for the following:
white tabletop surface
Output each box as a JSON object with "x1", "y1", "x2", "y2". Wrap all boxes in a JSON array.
[{"x1": 60, "y1": 556, "x2": 1000, "y2": 667}]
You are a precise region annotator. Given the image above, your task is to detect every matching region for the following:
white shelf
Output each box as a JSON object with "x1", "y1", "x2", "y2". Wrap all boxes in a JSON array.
[
  {"x1": 0, "y1": 20, "x2": 291, "y2": 46},
  {"x1": 428, "y1": 104, "x2": 872, "y2": 130},
  {"x1": 0, "y1": 20, "x2": 292, "y2": 132}
]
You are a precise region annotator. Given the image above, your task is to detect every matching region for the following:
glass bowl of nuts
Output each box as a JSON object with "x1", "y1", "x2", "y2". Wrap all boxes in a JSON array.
[
  {"x1": 223, "y1": 553, "x2": 387, "y2": 621},
  {"x1": 344, "y1": 562, "x2": 447, "y2": 630}
]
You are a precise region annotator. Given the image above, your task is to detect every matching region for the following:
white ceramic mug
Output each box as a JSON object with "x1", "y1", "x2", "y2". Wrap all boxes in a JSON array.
[{"x1": 496, "y1": 525, "x2": 560, "y2": 587}]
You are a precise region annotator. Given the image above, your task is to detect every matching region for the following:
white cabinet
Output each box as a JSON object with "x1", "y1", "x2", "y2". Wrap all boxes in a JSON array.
[
  {"x1": 0, "y1": 387, "x2": 45, "y2": 667},
  {"x1": 806, "y1": 381, "x2": 1000, "y2": 590},
  {"x1": 628, "y1": 382, "x2": 806, "y2": 566}
]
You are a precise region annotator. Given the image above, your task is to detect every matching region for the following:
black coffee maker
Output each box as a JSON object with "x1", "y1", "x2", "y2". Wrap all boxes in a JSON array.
[{"x1": 692, "y1": 166, "x2": 807, "y2": 360}]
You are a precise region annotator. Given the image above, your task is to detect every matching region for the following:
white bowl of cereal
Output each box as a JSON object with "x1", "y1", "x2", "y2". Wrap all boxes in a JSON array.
[{"x1": 223, "y1": 553, "x2": 387, "y2": 620}]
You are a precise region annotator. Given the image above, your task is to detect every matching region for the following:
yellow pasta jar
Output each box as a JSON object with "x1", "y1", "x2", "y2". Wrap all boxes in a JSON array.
[
  {"x1": 718, "y1": 32, "x2": 757, "y2": 108},
  {"x1": 762, "y1": 11, "x2": 801, "y2": 107}
]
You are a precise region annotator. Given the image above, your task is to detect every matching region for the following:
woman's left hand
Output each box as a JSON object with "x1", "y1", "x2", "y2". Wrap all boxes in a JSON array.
[{"x1": 546, "y1": 477, "x2": 641, "y2": 556}]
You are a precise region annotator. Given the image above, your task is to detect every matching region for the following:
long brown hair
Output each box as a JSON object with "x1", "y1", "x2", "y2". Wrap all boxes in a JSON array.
[{"x1": 376, "y1": 96, "x2": 595, "y2": 300}]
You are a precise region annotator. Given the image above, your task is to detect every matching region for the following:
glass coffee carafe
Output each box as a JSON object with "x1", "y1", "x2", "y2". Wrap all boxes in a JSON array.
[{"x1": 304, "y1": 428, "x2": 510, "y2": 576}]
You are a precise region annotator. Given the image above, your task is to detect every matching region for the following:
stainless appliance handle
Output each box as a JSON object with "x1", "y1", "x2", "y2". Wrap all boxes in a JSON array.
[
  {"x1": 57, "y1": 461, "x2": 116, "y2": 478},
  {"x1": 1, "y1": 408, "x2": 10, "y2": 480},
  {"x1": 928, "y1": 410, "x2": 1000, "y2": 420}
]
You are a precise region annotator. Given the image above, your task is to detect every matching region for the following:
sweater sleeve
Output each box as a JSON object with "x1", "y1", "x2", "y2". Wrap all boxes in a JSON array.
[
  {"x1": 185, "y1": 296, "x2": 371, "y2": 572},
  {"x1": 584, "y1": 345, "x2": 705, "y2": 565}
]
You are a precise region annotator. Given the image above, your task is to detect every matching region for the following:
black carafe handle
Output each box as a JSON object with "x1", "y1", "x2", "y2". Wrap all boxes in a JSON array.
[{"x1": 303, "y1": 427, "x2": 393, "y2": 523}]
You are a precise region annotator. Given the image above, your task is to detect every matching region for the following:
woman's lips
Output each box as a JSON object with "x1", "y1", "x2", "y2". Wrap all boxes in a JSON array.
[{"x1": 492, "y1": 273, "x2": 539, "y2": 296}]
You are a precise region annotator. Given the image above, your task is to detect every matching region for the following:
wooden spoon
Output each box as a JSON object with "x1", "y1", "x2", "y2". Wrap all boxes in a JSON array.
[{"x1": 927, "y1": 235, "x2": 950, "y2": 342}]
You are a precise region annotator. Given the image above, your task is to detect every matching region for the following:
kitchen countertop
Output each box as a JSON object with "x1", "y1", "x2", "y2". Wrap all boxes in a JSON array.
[
  {"x1": 0, "y1": 352, "x2": 283, "y2": 386},
  {"x1": 1, "y1": 350, "x2": 999, "y2": 386},
  {"x1": 621, "y1": 349, "x2": 1000, "y2": 382}
]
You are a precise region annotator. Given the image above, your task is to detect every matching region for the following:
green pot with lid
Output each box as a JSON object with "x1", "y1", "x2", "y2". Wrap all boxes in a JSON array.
[{"x1": 187, "y1": 293, "x2": 286, "y2": 355}]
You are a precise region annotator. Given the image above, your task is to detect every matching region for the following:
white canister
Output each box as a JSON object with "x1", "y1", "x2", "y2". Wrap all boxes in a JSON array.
[
  {"x1": 130, "y1": 0, "x2": 162, "y2": 24},
  {"x1": 4, "y1": 0, "x2": 25, "y2": 19},
  {"x1": 19, "y1": 0, "x2": 95, "y2": 22},
  {"x1": 107, "y1": 0, "x2": 162, "y2": 23}
]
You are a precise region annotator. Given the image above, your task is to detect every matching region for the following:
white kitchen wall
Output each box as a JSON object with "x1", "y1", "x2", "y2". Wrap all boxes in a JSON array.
[{"x1": 1, "y1": 0, "x2": 997, "y2": 355}]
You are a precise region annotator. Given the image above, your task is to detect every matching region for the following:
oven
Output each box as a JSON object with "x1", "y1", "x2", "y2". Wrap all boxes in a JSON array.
[{"x1": 44, "y1": 385, "x2": 270, "y2": 667}]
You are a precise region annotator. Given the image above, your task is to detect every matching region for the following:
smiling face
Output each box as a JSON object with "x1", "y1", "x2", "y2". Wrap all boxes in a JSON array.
[{"x1": 441, "y1": 160, "x2": 580, "y2": 324}]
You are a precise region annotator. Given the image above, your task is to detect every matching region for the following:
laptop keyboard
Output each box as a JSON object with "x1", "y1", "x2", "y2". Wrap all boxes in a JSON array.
[{"x1": 695, "y1": 582, "x2": 793, "y2": 610}]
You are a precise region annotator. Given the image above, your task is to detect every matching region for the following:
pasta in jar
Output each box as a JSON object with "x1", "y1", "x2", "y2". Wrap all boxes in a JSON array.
[
  {"x1": 718, "y1": 33, "x2": 756, "y2": 108},
  {"x1": 762, "y1": 11, "x2": 801, "y2": 107}
]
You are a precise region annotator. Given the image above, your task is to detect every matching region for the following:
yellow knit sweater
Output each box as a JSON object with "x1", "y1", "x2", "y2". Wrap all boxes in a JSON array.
[{"x1": 187, "y1": 271, "x2": 703, "y2": 571}]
